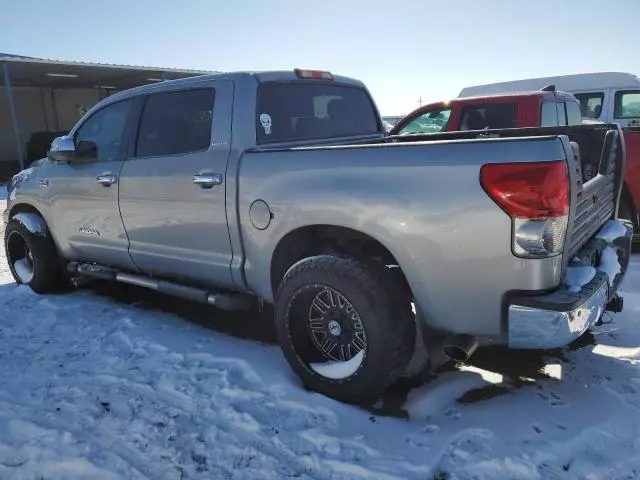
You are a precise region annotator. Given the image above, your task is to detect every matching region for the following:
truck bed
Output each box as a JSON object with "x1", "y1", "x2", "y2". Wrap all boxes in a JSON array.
[
  {"x1": 385, "y1": 123, "x2": 625, "y2": 260},
  {"x1": 239, "y1": 125, "x2": 626, "y2": 343}
]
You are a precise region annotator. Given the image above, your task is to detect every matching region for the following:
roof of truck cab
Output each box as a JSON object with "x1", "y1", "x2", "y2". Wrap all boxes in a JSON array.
[
  {"x1": 400, "y1": 90, "x2": 575, "y2": 121},
  {"x1": 102, "y1": 70, "x2": 365, "y2": 103},
  {"x1": 440, "y1": 89, "x2": 574, "y2": 106}
]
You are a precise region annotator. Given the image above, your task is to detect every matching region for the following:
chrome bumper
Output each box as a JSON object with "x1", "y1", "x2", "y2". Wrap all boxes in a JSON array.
[{"x1": 507, "y1": 220, "x2": 633, "y2": 349}]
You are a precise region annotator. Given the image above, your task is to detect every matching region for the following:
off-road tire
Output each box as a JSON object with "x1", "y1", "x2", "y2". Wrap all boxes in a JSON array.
[
  {"x1": 4, "y1": 217, "x2": 63, "y2": 294},
  {"x1": 275, "y1": 255, "x2": 415, "y2": 404}
]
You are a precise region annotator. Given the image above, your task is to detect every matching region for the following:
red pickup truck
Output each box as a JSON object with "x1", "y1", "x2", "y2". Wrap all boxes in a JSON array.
[{"x1": 390, "y1": 89, "x2": 640, "y2": 240}]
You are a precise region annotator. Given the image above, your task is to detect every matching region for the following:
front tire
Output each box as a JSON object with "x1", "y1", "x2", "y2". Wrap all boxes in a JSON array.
[
  {"x1": 275, "y1": 255, "x2": 415, "y2": 404},
  {"x1": 4, "y1": 218, "x2": 63, "y2": 293}
]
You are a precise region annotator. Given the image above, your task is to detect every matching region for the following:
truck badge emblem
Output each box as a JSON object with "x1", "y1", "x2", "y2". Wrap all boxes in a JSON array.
[{"x1": 79, "y1": 225, "x2": 100, "y2": 236}]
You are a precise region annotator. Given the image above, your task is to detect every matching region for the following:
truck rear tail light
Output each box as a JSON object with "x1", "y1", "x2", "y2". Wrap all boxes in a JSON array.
[
  {"x1": 294, "y1": 69, "x2": 334, "y2": 80},
  {"x1": 480, "y1": 161, "x2": 570, "y2": 258}
]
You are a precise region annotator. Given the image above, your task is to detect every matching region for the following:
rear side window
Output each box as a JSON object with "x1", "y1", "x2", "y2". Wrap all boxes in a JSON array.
[
  {"x1": 566, "y1": 101, "x2": 582, "y2": 125},
  {"x1": 256, "y1": 82, "x2": 379, "y2": 143},
  {"x1": 541, "y1": 102, "x2": 558, "y2": 126},
  {"x1": 574, "y1": 92, "x2": 604, "y2": 119},
  {"x1": 614, "y1": 91, "x2": 640, "y2": 119},
  {"x1": 556, "y1": 102, "x2": 568, "y2": 125},
  {"x1": 136, "y1": 89, "x2": 214, "y2": 158},
  {"x1": 460, "y1": 103, "x2": 516, "y2": 130}
]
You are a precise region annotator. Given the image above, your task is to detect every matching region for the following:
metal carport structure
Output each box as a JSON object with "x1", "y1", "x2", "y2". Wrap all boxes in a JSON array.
[{"x1": 0, "y1": 53, "x2": 216, "y2": 178}]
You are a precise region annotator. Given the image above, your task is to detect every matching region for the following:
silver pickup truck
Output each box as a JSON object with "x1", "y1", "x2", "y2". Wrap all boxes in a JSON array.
[{"x1": 3, "y1": 69, "x2": 633, "y2": 404}]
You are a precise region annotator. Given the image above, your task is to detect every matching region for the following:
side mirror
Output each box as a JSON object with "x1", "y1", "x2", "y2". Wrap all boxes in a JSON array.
[
  {"x1": 47, "y1": 136, "x2": 76, "y2": 163},
  {"x1": 75, "y1": 140, "x2": 98, "y2": 160}
]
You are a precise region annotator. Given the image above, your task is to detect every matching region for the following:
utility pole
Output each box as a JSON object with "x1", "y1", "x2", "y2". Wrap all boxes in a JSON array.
[{"x1": 417, "y1": 96, "x2": 423, "y2": 107}]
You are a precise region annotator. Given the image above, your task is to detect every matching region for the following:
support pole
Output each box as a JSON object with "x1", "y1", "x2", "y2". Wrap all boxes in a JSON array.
[{"x1": 2, "y1": 62, "x2": 25, "y2": 170}]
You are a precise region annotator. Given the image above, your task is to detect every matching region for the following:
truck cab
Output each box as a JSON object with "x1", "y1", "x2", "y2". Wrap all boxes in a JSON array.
[
  {"x1": 458, "y1": 72, "x2": 640, "y2": 128},
  {"x1": 390, "y1": 89, "x2": 583, "y2": 136}
]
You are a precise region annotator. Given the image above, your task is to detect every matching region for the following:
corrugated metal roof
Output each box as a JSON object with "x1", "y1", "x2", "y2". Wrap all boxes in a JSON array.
[
  {"x1": 0, "y1": 52, "x2": 218, "y2": 75},
  {"x1": 0, "y1": 53, "x2": 40, "y2": 59}
]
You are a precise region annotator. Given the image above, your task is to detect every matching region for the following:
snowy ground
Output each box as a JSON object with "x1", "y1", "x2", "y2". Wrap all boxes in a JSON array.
[{"x1": 0, "y1": 199, "x2": 639, "y2": 479}]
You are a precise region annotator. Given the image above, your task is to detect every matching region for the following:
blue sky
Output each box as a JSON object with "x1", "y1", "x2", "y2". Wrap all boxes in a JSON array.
[{"x1": 2, "y1": 0, "x2": 639, "y2": 115}]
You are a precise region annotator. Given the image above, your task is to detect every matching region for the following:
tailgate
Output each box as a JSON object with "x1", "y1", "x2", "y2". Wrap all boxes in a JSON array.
[{"x1": 565, "y1": 126, "x2": 626, "y2": 258}]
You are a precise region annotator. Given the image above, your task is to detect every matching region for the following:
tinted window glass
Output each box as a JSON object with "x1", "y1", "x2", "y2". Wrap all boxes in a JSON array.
[
  {"x1": 137, "y1": 89, "x2": 214, "y2": 157},
  {"x1": 74, "y1": 99, "x2": 132, "y2": 162},
  {"x1": 460, "y1": 103, "x2": 516, "y2": 130},
  {"x1": 614, "y1": 91, "x2": 640, "y2": 119},
  {"x1": 574, "y1": 92, "x2": 604, "y2": 119},
  {"x1": 256, "y1": 83, "x2": 379, "y2": 143},
  {"x1": 397, "y1": 109, "x2": 451, "y2": 135},
  {"x1": 541, "y1": 102, "x2": 558, "y2": 126},
  {"x1": 566, "y1": 101, "x2": 582, "y2": 125}
]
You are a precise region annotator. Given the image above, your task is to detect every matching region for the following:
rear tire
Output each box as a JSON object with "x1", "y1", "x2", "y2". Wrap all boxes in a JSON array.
[
  {"x1": 4, "y1": 218, "x2": 63, "y2": 293},
  {"x1": 275, "y1": 255, "x2": 415, "y2": 404}
]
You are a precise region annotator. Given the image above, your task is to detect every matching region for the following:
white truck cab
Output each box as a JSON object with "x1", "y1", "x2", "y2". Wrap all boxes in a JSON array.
[{"x1": 459, "y1": 72, "x2": 640, "y2": 128}]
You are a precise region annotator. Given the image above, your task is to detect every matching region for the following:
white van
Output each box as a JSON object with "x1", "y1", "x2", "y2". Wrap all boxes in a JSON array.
[{"x1": 459, "y1": 72, "x2": 640, "y2": 128}]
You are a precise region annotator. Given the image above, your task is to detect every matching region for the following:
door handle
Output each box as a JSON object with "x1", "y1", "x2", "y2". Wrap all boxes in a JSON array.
[
  {"x1": 97, "y1": 174, "x2": 117, "y2": 186},
  {"x1": 193, "y1": 173, "x2": 222, "y2": 189}
]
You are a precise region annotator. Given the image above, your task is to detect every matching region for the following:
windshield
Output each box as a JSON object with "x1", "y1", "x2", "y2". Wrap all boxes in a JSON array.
[
  {"x1": 396, "y1": 108, "x2": 452, "y2": 135},
  {"x1": 256, "y1": 82, "x2": 380, "y2": 144}
]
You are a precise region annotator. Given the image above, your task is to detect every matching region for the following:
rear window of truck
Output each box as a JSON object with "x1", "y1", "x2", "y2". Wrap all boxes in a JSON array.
[{"x1": 256, "y1": 82, "x2": 379, "y2": 143}]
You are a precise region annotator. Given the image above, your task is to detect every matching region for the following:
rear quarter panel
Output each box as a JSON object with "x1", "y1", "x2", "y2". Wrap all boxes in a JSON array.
[{"x1": 238, "y1": 137, "x2": 567, "y2": 343}]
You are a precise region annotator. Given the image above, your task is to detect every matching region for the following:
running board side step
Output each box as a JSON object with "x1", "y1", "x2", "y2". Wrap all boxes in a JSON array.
[{"x1": 68, "y1": 262, "x2": 255, "y2": 311}]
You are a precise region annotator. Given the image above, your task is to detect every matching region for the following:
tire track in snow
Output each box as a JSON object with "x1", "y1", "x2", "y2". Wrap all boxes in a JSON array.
[{"x1": 0, "y1": 283, "x2": 425, "y2": 479}]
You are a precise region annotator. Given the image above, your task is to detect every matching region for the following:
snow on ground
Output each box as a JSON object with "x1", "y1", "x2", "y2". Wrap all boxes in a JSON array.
[{"x1": 0, "y1": 198, "x2": 639, "y2": 478}]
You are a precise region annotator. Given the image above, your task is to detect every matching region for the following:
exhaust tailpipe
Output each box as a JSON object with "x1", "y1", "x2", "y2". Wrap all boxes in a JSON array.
[
  {"x1": 606, "y1": 294, "x2": 624, "y2": 313},
  {"x1": 443, "y1": 334, "x2": 479, "y2": 362}
]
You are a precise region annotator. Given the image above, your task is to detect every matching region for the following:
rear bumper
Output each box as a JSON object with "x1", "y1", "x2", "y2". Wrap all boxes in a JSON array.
[{"x1": 507, "y1": 220, "x2": 633, "y2": 349}]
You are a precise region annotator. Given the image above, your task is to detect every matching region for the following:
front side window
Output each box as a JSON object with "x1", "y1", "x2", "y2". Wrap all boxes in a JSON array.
[
  {"x1": 74, "y1": 99, "x2": 132, "y2": 162},
  {"x1": 574, "y1": 92, "x2": 604, "y2": 119},
  {"x1": 460, "y1": 103, "x2": 517, "y2": 131},
  {"x1": 614, "y1": 91, "x2": 640, "y2": 119},
  {"x1": 256, "y1": 82, "x2": 379, "y2": 144},
  {"x1": 396, "y1": 109, "x2": 451, "y2": 135},
  {"x1": 136, "y1": 89, "x2": 214, "y2": 158}
]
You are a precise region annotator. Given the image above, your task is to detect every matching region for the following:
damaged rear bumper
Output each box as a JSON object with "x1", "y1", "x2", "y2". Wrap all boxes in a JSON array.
[{"x1": 507, "y1": 220, "x2": 633, "y2": 349}]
